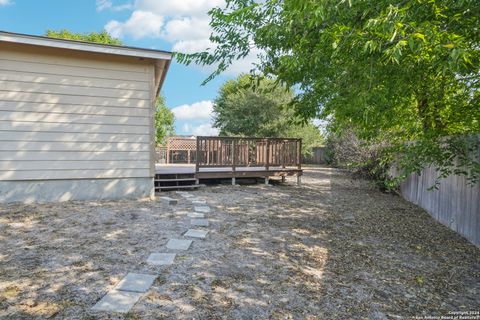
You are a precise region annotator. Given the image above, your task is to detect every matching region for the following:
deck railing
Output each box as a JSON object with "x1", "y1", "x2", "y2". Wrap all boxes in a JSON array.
[{"x1": 195, "y1": 136, "x2": 302, "y2": 172}]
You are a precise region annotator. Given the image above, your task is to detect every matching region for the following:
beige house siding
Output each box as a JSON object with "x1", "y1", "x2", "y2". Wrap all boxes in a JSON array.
[{"x1": 0, "y1": 42, "x2": 158, "y2": 200}]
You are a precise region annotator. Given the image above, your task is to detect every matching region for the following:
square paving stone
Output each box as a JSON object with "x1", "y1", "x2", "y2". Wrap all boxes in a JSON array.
[
  {"x1": 184, "y1": 229, "x2": 208, "y2": 239},
  {"x1": 166, "y1": 239, "x2": 192, "y2": 250},
  {"x1": 194, "y1": 206, "x2": 211, "y2": 213},
  {"x1": 187, "y1": 212, "x2": 205, "y2": 218},
  {"x1": 159, "y1": 197, "x2": 178, "y2": 205},
  {"x1": 176, "y1": 191, "x2": 194, "y2": 198},
  {"x1": 115, "y1": 273, "x2": 157, "y2": 293},
  {"x1": 92, "y1": 290, "x2": 143, "y2": 313},
  {"x1": 191, "y1": 218, "x2": 209, "y2": 227},
  {"x1": 343, "y1": 213, "x2": 355, "y2": 221},
  {"x1": 147, "y1": 253, "x2": 176, "y2": 266}
]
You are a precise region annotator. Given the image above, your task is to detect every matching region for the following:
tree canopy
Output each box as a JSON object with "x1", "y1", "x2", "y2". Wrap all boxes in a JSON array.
[
  {"x1": 213, "y1": 74, "x2": 324, "y2": 154},
  {"x1": 213, "y1": 74, "x2": 294, "y2": 137},
  {"x1": 45, "y1": 29, "x2": 122, "y2": 45},
  {"x1": 177, "y1": 0, "x2": 480, "y2": 186}
]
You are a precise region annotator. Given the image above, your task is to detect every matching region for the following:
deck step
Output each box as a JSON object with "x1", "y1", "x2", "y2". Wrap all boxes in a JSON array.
[
  {"x1": 155, "y1": 178, "x2": 197, "y2": 182},
  {"x1": 155, "y1": 184, "x2": 205, "y2": 191}
]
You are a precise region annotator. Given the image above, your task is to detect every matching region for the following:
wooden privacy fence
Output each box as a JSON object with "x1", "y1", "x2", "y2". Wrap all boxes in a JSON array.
[
  {"x1": 395, "y1": 135, "x2": 480, "y2": 247},
  {"x1": 399, "y1": 167, "x2": 479, "y2": 247},
  {"x1": 303, "y1": 147, "x2": 329, "y2": 164},
  {"x1": 195, "y1": 136, "x2": 302, "y2": 171}
]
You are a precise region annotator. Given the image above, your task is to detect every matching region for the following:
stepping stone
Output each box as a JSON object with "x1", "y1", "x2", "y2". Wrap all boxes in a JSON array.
[
  {"x1": 194, "y1": 206, "x2": 211, "y2": 213},
  {"x1": 159, "y1": 197, "x2": 178, "y2": 205},
  {"x1": 184, "y1": 229, "x2": 208, "y2": 239},
  {"x1": 147, "y1": 253, "x2": 176, "y2": 266},
  {"x1": 92, "y1": 290, "x2": 143, "y2": 313},
  {"x1": 191, "y1": 200, "x2": 207, "y2": 205},
  {"x1": 187, "y1": 212, "x2": 205, "y2": 218},
  {"x1": 191, "y1": 218, "x2": 209, "y2": 227},
  {"x1": 115, "y1": 273, "x2": 156, "y2": 293},
  {"x1": 166, "y1": 239, "x2": 192, "y2": 250},
  {"x1": 176, "y1": 191, "x2": 194, "y2": 198}
]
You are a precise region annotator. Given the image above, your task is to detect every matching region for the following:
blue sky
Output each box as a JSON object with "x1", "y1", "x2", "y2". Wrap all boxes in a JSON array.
[{"x1": 0, "y1": 0, "x2": 252, "y2": 135}]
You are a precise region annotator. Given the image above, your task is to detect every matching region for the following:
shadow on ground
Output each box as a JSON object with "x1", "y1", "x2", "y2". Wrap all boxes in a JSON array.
[{"x1": 0, "y1": 166, "x2": 479, "y2": 319}]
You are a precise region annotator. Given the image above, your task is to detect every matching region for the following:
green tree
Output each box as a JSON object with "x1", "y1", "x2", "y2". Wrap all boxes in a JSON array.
[
  {"x1": 177, "y1": 0, "x2": 480, "y2": 186},
  {"x1": 155, "y1": 96, "x2": 175, "y2": 145},
  {"x1": 214, "y1": 74, "x2": 293, "y2": 137},
  {"x1": 285, "y1": 123, "x2": 324, "y2": 157},
  {"x1": 213, "y1": 74, "x2": 323, "y2": 154},
  {"x1": 45, "y1": 29, "x2": 122, "y2": 45}
]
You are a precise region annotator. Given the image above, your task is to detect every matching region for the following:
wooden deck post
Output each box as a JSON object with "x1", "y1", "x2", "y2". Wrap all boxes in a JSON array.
[
  {"x1": 265, "y1": 139, "x2": 270, "y2": 185},
  {"x1": 265, "y1": 139, "x2": 270, "y2": 170},
  {"x1": 297, "y1": 139, "x2": 302, "y2": 186},
  {"x1": 206, "y1": 139, "x2": 210, "y2": 165},
  {"x1": 232, "y1": 139, "x2": 236, "y2": 185},
  {"x1": 166, "y1": 139, "x2": 170, "y2": 164},
  {"x1": 281, "y1": 140, "x2": 286, "y2": 183},
  {"x1": 297, "y1": 139, "x2": 302, "y2": 169},
  {"x1": 195, "y1": 137, "x2": 200, "y2": 184}
]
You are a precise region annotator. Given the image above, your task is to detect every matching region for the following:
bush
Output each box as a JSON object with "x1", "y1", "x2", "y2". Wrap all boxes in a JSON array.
[{"x1": 326, "y1": 129, "x2": 394, "y2": 191}]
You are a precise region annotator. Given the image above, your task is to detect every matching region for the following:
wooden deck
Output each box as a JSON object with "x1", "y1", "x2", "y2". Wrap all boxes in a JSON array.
[
  {"x1": 155, "y1": 136, "x2": 303, "y2": 187},
  {"x1": 155, "y1": 164, "x2": 302, "y2": 179}
]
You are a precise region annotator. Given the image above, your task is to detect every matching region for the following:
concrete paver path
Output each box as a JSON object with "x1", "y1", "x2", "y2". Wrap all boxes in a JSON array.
[{"x1": 92, "y1": 290, "x2": 143, "y2": 313}]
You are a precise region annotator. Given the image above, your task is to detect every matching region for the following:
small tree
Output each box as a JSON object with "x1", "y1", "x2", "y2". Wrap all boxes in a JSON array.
[
  {"x1": 285, "y1": 123, "x2": 324, "y2": 157},
  {"x1": 155, "y1": 96, "x2": 175, "y2": 145},
  {"x1": 213, "y1": 74, "x2": 323, "y2": 154},
  {"x1": 213, "y1": 74, "x2": 294, "y2": 137}
]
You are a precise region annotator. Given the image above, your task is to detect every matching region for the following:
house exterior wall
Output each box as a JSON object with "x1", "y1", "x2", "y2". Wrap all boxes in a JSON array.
[{"x1": 0, "y1": 42, "x2": 156, "y2": 202}]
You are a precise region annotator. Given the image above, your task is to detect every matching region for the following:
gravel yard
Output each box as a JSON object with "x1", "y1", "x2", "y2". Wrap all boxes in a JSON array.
[{"x1": 0, "y1": 166, "x2": 478, "y2": 319}]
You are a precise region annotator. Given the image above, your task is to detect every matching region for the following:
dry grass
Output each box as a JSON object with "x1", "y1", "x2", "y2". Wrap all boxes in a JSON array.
[{"x1": 0, "y1": 166, "x2": 478, "y2": 319}]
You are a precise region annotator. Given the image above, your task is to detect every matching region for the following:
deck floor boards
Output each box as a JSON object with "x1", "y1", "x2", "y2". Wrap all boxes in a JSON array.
[{"x1": 155, "y1": 164, "x2": 302, "y2": 178}]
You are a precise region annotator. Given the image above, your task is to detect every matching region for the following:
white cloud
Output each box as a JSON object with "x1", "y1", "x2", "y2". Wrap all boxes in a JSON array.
[
  {"x1": 105, "y1": 10, "x2": 163, "y2": 39},
  {"x1": 163, "y1": 17, "x2": 211, "y2": 42},
  {"x1": 103, "y1": 0, "x2": 259, "y2": 75},
  {"x1": 191, "y1": 123, "x2": 219, "y2": 136},
  {"x1": 0, "y1": 0, "x2": 12, "y2": 6},
  {"x1": 96, "y1": 0, "x2": 132, "y2": 11},
  {"x1": 180, "y1": 117, "x2": 219, "y2": 136},
  {"x1": 171, "y1": 100, "x2": 213, "y2": 120},
  {"x1": 105, "y1": 0, "x2": 218, "y2": 42},
  {"x1": 134, "y1": 0, "x2": 225, "y2": 17},
  {"x1": 172, "y1": 39, "x2": 213, "y2": 54}
]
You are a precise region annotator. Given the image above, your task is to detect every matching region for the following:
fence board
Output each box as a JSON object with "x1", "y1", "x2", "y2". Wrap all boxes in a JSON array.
[
  {"x1": 303, "y1": 147, "x2": 328, "y2": 164},
  {"x1": 398, "y1": 151, "x2": 480, "y2": 247}
]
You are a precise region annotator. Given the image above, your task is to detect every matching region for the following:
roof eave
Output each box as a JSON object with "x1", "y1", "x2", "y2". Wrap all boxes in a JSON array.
[{"x1": 0, "y1": 31, "x2": 172, "y2": 61}]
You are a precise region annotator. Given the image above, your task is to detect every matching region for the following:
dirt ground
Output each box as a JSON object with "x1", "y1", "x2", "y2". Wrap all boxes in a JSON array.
[{"x1": 0, "y1": 166, "x2": 479, "y2": 319}]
